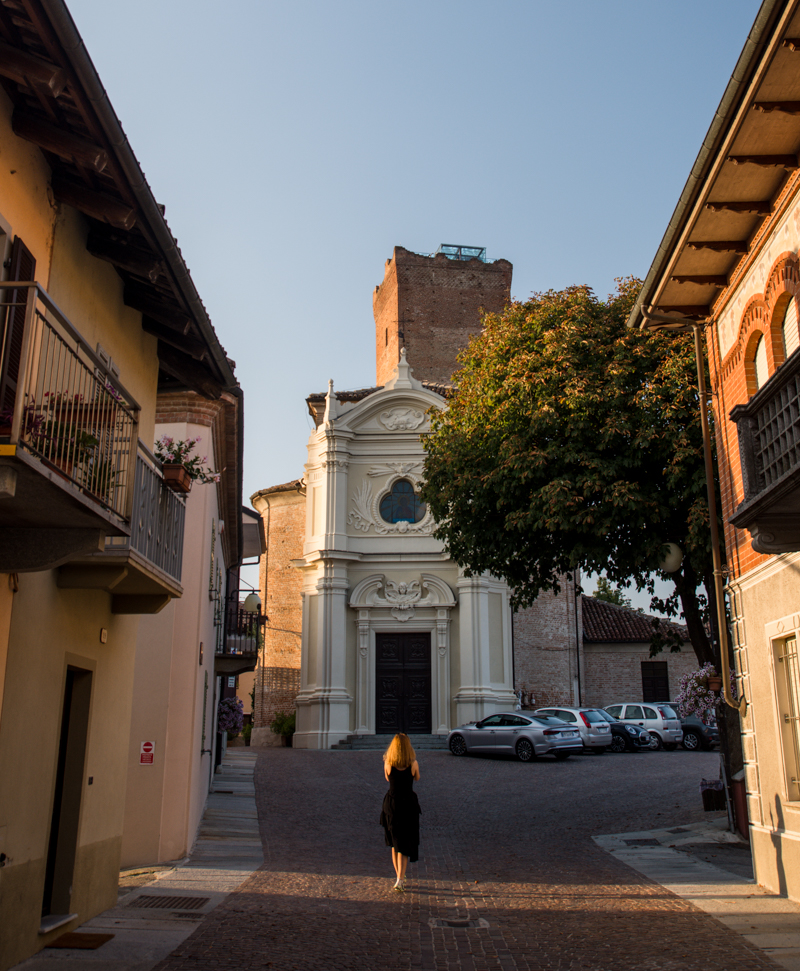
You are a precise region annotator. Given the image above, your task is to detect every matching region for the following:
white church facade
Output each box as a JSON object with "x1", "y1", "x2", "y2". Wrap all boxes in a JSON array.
[{"x1": 291, "y1": 350, "x2": 515, "y2": 749}]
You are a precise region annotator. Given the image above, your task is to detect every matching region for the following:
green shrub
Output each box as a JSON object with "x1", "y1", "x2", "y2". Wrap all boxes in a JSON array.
[{"x1": 269, "y1": 711, "x2": 296, "y2": 736}]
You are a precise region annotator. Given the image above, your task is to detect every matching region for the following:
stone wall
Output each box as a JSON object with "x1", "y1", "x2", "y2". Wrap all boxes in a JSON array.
[
  {"x1": 374, "y1": 246, "x2": 512, "y2": 386},
  {"x1": 512, "y1": 578, "x2": 581, "y2": 708},
  {"x1": 251, "y1": 482, "x2": 305, "y2": 747},
  {"x1": 581, "y1": 644, "x2": 698, "y2": 709}
]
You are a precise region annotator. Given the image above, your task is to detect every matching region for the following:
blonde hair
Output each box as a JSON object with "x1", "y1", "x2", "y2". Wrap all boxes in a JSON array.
[{"x1": 383, "y1": 733, "x2": 416, "y2": 769}]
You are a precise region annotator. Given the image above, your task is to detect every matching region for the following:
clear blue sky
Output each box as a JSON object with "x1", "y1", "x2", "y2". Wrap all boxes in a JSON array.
[{"x1": 67, "y1": 0, "x2": 761, "y2": 609}]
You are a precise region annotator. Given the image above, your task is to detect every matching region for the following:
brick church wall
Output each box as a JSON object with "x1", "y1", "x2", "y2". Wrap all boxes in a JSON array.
[
  {"x1": 582, "y1": 645, "x2": 698, "y2": 709},
  {"x1": 251, "y1": 482, "x2": 305, "y2": 747},
  {"x1": 512, "y1": 577, "x2": 581, "y2": 708},
  {"x1": 374, "y1": 246, "x2": 512, "y2": 386}
]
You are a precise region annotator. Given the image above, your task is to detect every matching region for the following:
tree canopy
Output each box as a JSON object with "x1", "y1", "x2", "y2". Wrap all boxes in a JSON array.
[
  {"x1": 593, "y1": 577, "x2": 632, "y2": 609},
  {"x1": 421, "y1": 279, "x2": 719, "y2": 665}
]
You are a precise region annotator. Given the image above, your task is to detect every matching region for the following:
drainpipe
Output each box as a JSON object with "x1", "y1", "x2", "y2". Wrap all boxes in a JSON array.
[{"x1": 573, "y1": 570, "x2": 582, "y2": 706}]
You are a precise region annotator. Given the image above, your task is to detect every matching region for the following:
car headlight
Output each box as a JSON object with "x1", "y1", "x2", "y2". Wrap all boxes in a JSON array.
[{"x1": 625, "y1": 725, "x2": 637, "y2": 734}]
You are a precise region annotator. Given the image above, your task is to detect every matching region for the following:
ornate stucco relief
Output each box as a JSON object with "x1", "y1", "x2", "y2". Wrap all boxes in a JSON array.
[
  {"x1": 379, "y1": 406, "x2": 426, "y2": 430},
  {"x1": 346, "y1": 472, "x2": 434, "y2": 535}
]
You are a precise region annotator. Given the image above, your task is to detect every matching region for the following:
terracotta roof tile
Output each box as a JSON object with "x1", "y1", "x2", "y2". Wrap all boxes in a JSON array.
[{"x1": 582, "y1": 596, "x2": 689, "y2": 644}]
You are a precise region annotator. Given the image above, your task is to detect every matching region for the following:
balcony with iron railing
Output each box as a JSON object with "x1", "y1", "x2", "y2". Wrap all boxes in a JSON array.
[
  {"x1": 58, "y1": 442, "x2": 186, "y2": 612},
  {"x1": 730, "y1": 348, "x2": 800, "y2": 553},
  {"x1": 215, "y1": 591, "x2": 265, "y2": 676},
  {"x1": 0, "y1": 280, "x2": 140, "y2": 571}
]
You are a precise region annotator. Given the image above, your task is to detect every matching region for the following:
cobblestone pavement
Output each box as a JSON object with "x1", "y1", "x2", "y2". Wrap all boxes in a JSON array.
[{"x1": 152, "y1": 748, "x2": 780, "y2": 971}]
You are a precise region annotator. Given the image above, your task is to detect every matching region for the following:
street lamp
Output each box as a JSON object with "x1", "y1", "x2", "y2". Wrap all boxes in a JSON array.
[{"x1": 639, "y1": 307, "x2": 745, "y2": 716}]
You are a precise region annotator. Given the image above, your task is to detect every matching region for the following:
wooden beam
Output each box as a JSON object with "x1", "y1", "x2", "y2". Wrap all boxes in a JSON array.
[
  {"x1": 124, "y1": 283, "x2": 192, "y2": 333},
  {"x1": 782, "y1": 38, "x2": 800, "y2": 51},
  {"x1": 13, "y1": 111, "x2": 108, "y2": 172},
  {"x1": 0, "y1": 38, "x2": 65, "y2": 96},
  {"x1": 687, "y1": 240, "x2": 748, "y2": 254},
  {"x1": 142, "y1": 317, "x2": 207, "y2": 361},
  {"x1": 753, "y1": 102, "x2": 800, "y2": 114},
  {"x1": 727, "y1": 154, "x2": 798, "y2": 168},
  {"x1": 86, "y1": 231, "x2": 163, "y2": 283},
  {"x1": 671, "y1": 275, "x2": 728, "y2": 287},
  {"x1": 52, "y1": 177, "x2": 136, "y2": 231},
  {"x1": 157, "y1": 343, "x2": 222, "y2": 400},
  {"x1": 705, "y1": 201, "x2": 772, "y2": 215},
  {"x1": 653, "y1": 305, "x2": 710, "y2": 318}
]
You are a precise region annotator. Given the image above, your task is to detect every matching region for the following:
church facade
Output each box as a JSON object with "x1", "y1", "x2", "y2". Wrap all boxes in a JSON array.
[{"x1": 252, "y1": 246, "x2": 517, "y2": 748}]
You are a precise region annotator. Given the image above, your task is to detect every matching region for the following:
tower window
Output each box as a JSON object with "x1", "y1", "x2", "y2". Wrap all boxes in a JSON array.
[
  {"x1": 754, "y1": 335, "x2": 769, "y2": 390},
  {"x1": 379, "y1": 479, "x2": 426, "y2": 524},
  {"x1": 783, "y1": 299, "x2": 799, "y2": 360}
]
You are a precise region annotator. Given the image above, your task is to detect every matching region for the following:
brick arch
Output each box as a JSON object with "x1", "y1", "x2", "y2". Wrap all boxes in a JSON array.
[{"x1": 764, "y1": 253, "x2": 800, "y2": 370}]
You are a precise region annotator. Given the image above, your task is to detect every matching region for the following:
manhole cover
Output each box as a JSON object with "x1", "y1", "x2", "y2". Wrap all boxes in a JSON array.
[
  {"x1": 127, "y1": 895, "x2": 210, "y2": 911},
  {"x1": 428, "y1": 917, "x2": 490, "y2": 929},
  {"x1": 623, "y1": 838, "x2": 661, "y2": 847}
]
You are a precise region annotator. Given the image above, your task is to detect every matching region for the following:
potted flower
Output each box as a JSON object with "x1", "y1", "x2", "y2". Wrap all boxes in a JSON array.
[
  {"x1": 217, "y1": 696, "x2": 244, "y2": 741},
  {"x1": 270, "y1": 711, "x2": 296, "y2": 747},
  {"x1": 675, "y1": 662, "x2": 736, "y2": 718},
  {"x1": 154, "y1": 435, "x2": 220, "y2": 494}
]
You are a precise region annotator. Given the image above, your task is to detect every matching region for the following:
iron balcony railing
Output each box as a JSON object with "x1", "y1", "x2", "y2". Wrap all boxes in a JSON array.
[
  {"x1": 218, "y1": 591, "x2": 265, "y2": 657},
  {"x1": 104, "y1": 443, "x2": 186, "y2": 583},
  {"x1": 0, "y1": 281, "x2": 140, "y2": 521}
]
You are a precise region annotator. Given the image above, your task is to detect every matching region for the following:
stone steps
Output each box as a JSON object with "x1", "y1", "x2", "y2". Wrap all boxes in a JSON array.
[{"x1": 332, "y1": 733, "x2": 448, "y2": 751}]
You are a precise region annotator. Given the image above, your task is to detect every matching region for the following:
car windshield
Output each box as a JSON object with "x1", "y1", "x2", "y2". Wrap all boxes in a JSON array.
[
  {"x1": 582, "y1": 710, "x2": 606, "y2": 723},
  {"x1": 659, "y1": 704, "x2": 678, "y2": 718}
]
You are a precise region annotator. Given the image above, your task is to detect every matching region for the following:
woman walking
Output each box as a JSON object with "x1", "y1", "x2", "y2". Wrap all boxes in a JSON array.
[{"x1": 380, "y1": 733, "x2": 421, "y2": 892}]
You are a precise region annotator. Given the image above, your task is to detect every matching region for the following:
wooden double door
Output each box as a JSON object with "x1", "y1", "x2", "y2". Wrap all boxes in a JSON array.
[{"x1": 375, "y1": 632, "x2": 432, "y2": 734}]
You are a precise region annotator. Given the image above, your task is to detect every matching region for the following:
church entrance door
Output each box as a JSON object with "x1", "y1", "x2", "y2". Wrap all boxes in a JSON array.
[{"x1": 375, "y1": 632, "x2": 431, "y2": 734}]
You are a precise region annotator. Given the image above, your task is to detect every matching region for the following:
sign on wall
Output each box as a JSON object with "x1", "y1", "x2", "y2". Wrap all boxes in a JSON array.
[{"x1": 139, "y1": 741, "x2": 155, "y2": 765}]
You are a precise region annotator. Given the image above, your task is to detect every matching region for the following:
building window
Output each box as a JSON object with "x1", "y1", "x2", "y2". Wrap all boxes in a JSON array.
[
  {"x1": 379, "y1": 478, "x2": 426, "y2": 524},
  {"x1": 783, "y1": 299, "x2": 799, "y2": 360},
  {"x1": 754, "y1": 335, "x2": 769, "y2": 389},
  {"x1": 774, "y1": 635, "x2": 800, "y2": 799},
  {"x1": 641, "y1": 661, "x2": 669, "y2": 702}
]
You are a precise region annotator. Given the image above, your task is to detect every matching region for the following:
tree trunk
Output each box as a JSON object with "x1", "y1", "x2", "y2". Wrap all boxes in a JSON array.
[{"x1": 674, "y1": 561, "x2": 714, "y2": 666}]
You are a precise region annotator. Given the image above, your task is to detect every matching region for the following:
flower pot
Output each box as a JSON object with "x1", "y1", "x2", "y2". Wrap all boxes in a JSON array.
[
  {"x1": 162, "y1": 463, "x2": 192, "y2": 494},
  {"x1": 707, "y1": 676, "x2": 723, "y2": 693}
]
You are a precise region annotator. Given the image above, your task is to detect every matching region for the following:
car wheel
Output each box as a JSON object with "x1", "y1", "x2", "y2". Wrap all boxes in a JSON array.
[
  {"x1": 610, "y1": 734, "x2": 627, "y2": 753},
  {"x1": 554, "y1": 751, "x2": 571, "y2": 760},
  {"x1": 449, "y1": 734, "x2": 467, "y2": 756},
  {"x1": 648, "y1": 733, "x2": 663, "y2": 751},
  {"x1": 515, "y1": 738, "x2": 535, "y2": 762},
  {"x1": 682, "y1": 730, "x2": 702, "y2": 751}
]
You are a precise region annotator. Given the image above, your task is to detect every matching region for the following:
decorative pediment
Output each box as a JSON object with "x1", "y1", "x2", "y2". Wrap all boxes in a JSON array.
[{"x1": 349, "y1": 573, "x2": 456, "y2": 621}]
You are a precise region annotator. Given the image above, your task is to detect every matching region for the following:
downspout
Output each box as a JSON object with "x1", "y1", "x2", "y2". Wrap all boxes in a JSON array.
[{"x1": 573, "y1": 571, "x2": 582, "y2": 706}]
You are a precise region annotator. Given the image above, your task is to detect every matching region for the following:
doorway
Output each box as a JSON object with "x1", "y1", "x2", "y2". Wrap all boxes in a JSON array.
[
  {"x1": 42, "y1": 666, "x2": 92, "y2": 918},
  {"x1": 375, "y1": 632, "x2": 431, "y2": 734}
]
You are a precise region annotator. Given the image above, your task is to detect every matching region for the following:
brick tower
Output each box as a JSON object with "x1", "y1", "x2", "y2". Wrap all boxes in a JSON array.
[{"x1": 374, "y1": 244, "x2": 512, "y2": 386}]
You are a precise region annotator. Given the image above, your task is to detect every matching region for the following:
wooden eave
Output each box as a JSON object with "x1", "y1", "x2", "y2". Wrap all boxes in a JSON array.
[
  {"x1": 630, "y1": 0, "x2": 800, "y2": 326},
  {"x1": 0, "y1": 0, "x2": 236, "y2": 399}
]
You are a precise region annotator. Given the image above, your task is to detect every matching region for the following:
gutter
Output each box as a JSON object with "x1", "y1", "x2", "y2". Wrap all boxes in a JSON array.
[
  {"x1": 40, "y1": 0, "x2": 238, "y2": 392},
  {"x1": 627, "y1": 0, "x2": 787, "y2": 329}
]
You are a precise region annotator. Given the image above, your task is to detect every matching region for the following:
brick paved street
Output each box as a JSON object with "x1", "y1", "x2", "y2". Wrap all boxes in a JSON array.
[{"x1": 152, "y1": 749, "x2": 779, "y2": 971}]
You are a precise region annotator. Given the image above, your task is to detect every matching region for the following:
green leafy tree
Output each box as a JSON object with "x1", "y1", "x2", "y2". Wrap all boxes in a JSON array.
[
  {"x1": 593, "y1": 576, "x2": 631, "y2": 608},
  {"x1": 421, "y1": 279, "x2": 720, "y2": 666}
]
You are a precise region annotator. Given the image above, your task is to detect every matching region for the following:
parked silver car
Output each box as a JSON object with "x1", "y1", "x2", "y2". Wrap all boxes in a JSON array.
[
  {"x1": 447, "y1": 713, "x2": 584, "y2": 762},
  {"x1": 533, "y1": 706, "x2": 613, "y2": 753},
  {"x1": 603, "y1": 702, "x2": 683, "y2": 750}
]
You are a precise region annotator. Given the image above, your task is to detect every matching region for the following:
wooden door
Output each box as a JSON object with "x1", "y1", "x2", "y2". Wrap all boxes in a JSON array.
[{"x1": 375, "y1": 632, "x2": 431, "y2": 734}]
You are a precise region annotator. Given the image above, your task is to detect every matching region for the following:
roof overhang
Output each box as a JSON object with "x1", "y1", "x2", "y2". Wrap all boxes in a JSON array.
[{"x1": 629, "y1": 0, "x2": 800, "y2": 329}]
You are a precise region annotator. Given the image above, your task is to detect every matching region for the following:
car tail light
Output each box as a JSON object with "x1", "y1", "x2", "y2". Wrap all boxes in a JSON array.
[
  {"x1": 657, "y1": 708, "x2": 667, "y2": 718},
  {"x1": 579, "y1": 712, "x2": 591, "y2": 727},
  {"x1": 542, "y1": 729, "x2": 562, "y2": 736}
]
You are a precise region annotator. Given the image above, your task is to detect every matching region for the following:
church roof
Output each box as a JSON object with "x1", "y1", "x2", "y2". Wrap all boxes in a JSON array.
[
  {"x1": 582, "y1": 596, "x2": 689, "y2": 644},
  {"x1": 306, "y1": 381, "x2": 454, "y2": 426}
]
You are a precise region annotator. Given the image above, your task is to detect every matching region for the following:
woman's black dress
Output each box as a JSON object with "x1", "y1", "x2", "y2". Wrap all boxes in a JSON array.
[{"x1": 380, "y1": 765, "x2": 421, "y2": 862}]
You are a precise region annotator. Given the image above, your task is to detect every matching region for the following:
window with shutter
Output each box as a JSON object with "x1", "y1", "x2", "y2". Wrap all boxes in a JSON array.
[
  {"x1": 783, "y1": 299, "x2": 799, "y2": 360},
  {"x1": 0, "y1": 236, "x2": 35, "y2": 414},
  {"x1": 774, "y1": 635, "x2": 800, "y2": 798},
  {"x1": 754, "y1": 335, "x2": 769, "y2": 390}
]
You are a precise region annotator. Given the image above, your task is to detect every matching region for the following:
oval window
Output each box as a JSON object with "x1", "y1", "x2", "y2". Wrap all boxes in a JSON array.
[
  {"x1": 754, "y1": 336, "x2": 769, "y2": 390},
  {"x1": 379, "y1": 478, "x2": 426, "y2": 524}
]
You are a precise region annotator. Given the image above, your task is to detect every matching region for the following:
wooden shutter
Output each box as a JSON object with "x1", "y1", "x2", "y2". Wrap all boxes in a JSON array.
[{"x1": 0, "y1": 236, "x2": 35, "y2": 414}]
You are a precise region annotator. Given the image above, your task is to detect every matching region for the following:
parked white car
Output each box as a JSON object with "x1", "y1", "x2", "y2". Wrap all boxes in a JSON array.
[
  {"x1": 533, "y1": 707, "x2": 612, "y2": 753},
  {"x1": 603, "y1": 702, "x2": 683, "y2": 750}
]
